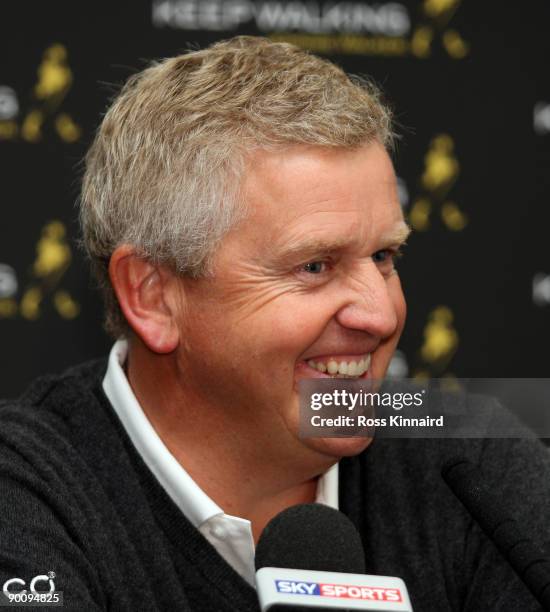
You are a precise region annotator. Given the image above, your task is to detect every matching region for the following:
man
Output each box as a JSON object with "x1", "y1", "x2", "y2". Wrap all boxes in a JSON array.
[{"x1": 1, "y1": 36, "x2": 549, "y2": 611}]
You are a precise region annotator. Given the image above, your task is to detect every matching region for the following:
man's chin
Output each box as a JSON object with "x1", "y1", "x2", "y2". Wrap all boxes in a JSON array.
[{"x1": 305, "y1": 435, "x2": 373, "y2": 458}]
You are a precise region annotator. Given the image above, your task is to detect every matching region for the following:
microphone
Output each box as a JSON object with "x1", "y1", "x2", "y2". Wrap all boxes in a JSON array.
[
  {"x1": 255, "y1": 503, "x2": 413, "y2": 611},
  {"x1": 442, "y1": 458, "x2": 550, "y2": 610}
]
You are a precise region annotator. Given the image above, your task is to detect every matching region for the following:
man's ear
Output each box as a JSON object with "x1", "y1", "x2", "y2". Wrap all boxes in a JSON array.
[{"x1": 108, "y1": 244, "x2": 180, "y2": 354}]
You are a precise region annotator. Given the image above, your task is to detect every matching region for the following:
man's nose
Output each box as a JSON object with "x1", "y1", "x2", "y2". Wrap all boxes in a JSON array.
[{"x1": 334, "y1": 263, "x2": 399, "y2": 339}]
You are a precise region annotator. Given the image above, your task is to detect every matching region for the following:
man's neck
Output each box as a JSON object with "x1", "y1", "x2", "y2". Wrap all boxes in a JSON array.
[{"x1": 126, "y1": 342, "x2": 334, "y2": 541}]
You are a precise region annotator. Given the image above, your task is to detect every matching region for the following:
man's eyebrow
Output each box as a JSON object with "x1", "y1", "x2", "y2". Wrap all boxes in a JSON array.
[
  {"x1": 273, "y1": 222, "x2": 411, "y2": 264},
  {"x1": 274, "y1": 237, "x2": 352, "y2": 264},
  {"x1": 379, "y1": 222, "x2": 411, "y2": 245}
]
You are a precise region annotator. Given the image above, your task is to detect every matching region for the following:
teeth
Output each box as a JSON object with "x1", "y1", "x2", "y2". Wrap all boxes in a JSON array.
[
  {"x1": 306, "y1": 354, "x2": 371, "y2": 378},
  {"x1": 364, "y1": 354, "x2": 371, "y2": 370},
  {"x1": 327, "y1": 361, "x2": 338, "y2": 375}
]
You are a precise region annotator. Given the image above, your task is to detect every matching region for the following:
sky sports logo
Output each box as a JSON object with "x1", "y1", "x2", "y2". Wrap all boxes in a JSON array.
[{"x1": 275, "y1": 579, "x2": 402, "y2": 602}]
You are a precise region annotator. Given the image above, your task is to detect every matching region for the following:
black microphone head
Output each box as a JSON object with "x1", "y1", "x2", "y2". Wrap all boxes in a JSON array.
[
  {"x1": 441, "y1": 457, "x2": 477, "y2": 484},
  {"x1": 442, "y1": 457, "x2": 550, "y2": 607},
  {"x1": 255, "y1": 503, "x2": 366, "y2": 574},
  {"x1": 441, "y1": 457, "x2": 499, "y2": 532}
]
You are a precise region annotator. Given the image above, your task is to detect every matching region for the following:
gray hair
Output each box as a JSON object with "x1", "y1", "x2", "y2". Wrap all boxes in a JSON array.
[{"x1": 80, "y1": 35, "x2": 394, "y2": 337}]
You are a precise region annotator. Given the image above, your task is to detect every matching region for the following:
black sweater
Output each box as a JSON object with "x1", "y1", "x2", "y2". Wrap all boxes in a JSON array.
[{"x1": 0, "y1": 359, "x2": 549, "y2": 611}]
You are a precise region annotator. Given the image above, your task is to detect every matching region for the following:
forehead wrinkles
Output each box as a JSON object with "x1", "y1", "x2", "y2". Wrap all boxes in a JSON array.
[{"x1": 239, "y1": 144, "x2": 399, "y2": 250}]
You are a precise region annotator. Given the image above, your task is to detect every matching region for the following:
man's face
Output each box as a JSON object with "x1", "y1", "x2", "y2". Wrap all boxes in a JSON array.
[{"x1": 174, "y1": 143, "x2": 407, "y2": 463}]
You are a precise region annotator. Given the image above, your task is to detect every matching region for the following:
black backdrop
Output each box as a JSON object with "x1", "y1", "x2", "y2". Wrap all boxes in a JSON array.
[{"x1": 1, "y1": 0, "x2": 549, "y2": 397}]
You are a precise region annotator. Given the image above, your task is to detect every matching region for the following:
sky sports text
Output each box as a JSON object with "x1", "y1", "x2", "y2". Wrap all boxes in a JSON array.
[{"x1": 275, "y1": 579, "x2": 403, "y2": 601}]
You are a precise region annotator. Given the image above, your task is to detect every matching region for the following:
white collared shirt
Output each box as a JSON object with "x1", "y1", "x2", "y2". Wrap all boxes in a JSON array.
[{"x1": 102, "y1": 339, "x2": 339, "y2": 586}]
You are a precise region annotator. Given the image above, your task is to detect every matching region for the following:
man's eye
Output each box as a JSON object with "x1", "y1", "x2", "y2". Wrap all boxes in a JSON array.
[
  {"x1": 372, "y1": 248, "x2": 403, "y2": 268},
  {"x1": 372, "y1": 249, "x2": 391, "y2": 263},
  {"x1": 302, "y1": 261, "x2": 326, "y2": 274}
]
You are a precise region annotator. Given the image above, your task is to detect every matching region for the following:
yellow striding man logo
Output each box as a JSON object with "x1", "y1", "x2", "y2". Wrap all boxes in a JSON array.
[{"x1": 20, "y1": 221, "x2": 79, "y2": 320}]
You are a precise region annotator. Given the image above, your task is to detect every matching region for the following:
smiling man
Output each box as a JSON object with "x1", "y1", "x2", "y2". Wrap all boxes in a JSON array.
[
  {"x1": 1, "y1": 36, "x2": 550, "y2": 612},
  {"x1": 109, "y1": 142, "x2": 409, "y2": 532}
]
